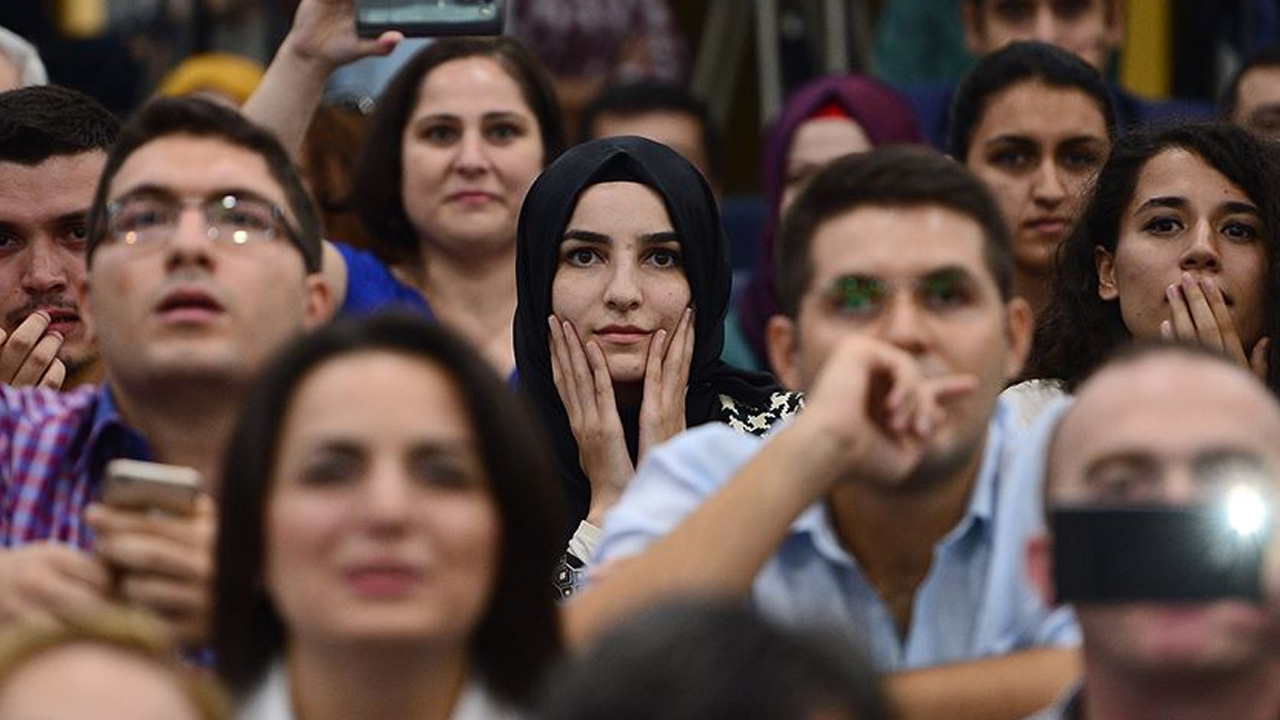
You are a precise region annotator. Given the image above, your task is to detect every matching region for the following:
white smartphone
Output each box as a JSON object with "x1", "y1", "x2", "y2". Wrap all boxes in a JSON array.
[{"x1": 101, "y1": 459, "x2": 203, "y2": 515}]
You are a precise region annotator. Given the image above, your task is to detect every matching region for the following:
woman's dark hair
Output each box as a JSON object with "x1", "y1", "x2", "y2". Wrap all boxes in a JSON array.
[
  {"x1": 213, "y1": 312, "x2": 565, "y2": 706},
  {"x1": 948, "y1": 40, "x2": 1117, "y2": 160},
  {"x1": 537, "y1": 599, "x2": 896, "y2": 720},
  {"x1": 1025, "y1": 122, "x2": 1280, "y2": 393},
  {"x1": 353, "y1": 37, "x2": 565, "y2": 264}
]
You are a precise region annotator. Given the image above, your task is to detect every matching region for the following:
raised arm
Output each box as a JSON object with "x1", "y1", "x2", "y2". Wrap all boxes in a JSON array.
[{"x1": 242, "y1": 0, "x2": 401, "y2": 159}]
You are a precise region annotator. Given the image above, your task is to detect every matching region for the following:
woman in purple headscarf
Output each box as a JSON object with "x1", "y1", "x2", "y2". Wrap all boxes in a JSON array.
[{"x1": 733, "y1": 75, "x2": 925, "y2": 372}]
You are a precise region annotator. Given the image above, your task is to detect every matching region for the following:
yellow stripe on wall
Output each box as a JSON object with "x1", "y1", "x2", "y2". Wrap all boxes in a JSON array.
[{"x1": 1120, "y1": 0, "x2": 1171, "y2": 99}]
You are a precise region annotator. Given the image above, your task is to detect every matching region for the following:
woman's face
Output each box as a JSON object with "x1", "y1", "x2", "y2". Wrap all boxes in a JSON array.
[
  {"x1": 966, "y1": 81, "x2": 1109, "y2": 280},
  {"x1": 1097, "y1": 148, "x2": 1269, "y2": 347},
  {"x1": 551, "y1": 182, "x2": 693, "y2": 385},
  {"x1": 780, "y1": 116, "x2": 871, "y2": 213},
  {"x1": 265, "y1": 351, "x2": 500, "y2": 648},
  {"x1": 400, "y1": 56, "x2": 544, "y2": 254}
]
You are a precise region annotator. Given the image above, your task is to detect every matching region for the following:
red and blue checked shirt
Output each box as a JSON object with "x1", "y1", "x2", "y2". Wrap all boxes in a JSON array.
[{"x1": 0, "y1": 384, "x2": 153, "y2": 549}]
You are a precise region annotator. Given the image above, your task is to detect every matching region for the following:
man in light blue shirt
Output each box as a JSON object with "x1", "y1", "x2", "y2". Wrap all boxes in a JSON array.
[{"x1": 569, "y1": 147, "x2": 1079, "y2": 719}]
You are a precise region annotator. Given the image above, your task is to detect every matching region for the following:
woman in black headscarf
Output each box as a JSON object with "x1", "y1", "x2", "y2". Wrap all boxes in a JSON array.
[{"x1": 514, "y1": 136, "x2": 801, "y2": 595}]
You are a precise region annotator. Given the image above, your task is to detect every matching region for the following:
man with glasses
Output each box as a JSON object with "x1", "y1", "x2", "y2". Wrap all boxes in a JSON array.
[
  {"x1": 572, "y1": 147, "x2": 1078, "y2": 719},
  {"x1": 0, "y1": 97, "x2": 331, "y2": 646}
]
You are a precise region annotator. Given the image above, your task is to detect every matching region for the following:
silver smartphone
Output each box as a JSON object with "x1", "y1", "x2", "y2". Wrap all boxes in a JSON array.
[
  {"x1": 354, "y1": 0, "x2": 505, "y2": 38},
  {"x1": 102, "y1": 459, "x2": 202, "y2": 515}
]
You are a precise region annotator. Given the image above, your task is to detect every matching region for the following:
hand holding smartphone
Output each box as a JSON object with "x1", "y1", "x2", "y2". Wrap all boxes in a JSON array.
[{"x1": 101, "y1": 459, "x2": 203, "y2": 516}]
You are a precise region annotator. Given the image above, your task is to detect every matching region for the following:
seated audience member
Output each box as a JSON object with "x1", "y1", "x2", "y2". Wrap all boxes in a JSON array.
[
  {"x1": 155, "y1": 53, "x2": 266, "y2": 108},
  {"x1": 0, "y1": 97, "x2": 330, "y2": 647},
  {"x1": 1221, "y1": 44, "x2": 1280, "y2": 140},
  {"x1": 540, "y1": 599, "x2": 895, "y2": 720},
  {"x1": 907, "y1": 0, "x2": 1212, "y2": 149},
  {"x1": 0, "y1": 85, "x2": 119, "y2": 389},
  {"x1": 0, "y1": 26, "x2": 45, "y2": 91},
  {"x1": 512, "y1": 137, "x2": 798, "y2": 594},
  {"x1": 1026, "y1": 342, "x2": 1280, "y2": 719},
  {"x1": 214, "y1": 313, "x2": 563, "y2": 719},
  {"x1": 0, "y1": 608, "x2": 228, "y2": 720},
  {"x1": 573, "y1": 148, "x2": 1079, "y2": 720},
  {"x1": 948, "y1": 42, "x2": 1115, "y2": 318},
  {"x1": 245, "y1": 0, "x2": 565, "y2": 376},
  {"x1": 736, "y1": 74, "x2": 924, "y2": 372},
  {"x1": 579, "y1": 81, "x2": 719, "y2": 188},
  {"x1": 1025, "y1": 123, "x2": 1280, "y2": 399}
]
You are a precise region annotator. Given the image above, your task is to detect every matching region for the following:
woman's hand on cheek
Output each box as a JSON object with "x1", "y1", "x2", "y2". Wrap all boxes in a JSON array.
[
  {"x1": 1162, "y1": 274, "x2": 1270, "y2": 380},
  {"x1": 639, "y1": 307, "x2": 694, "y2": 459},
  {"x1": 549, "y1": 316, "x2": 636, "y2": 525}
]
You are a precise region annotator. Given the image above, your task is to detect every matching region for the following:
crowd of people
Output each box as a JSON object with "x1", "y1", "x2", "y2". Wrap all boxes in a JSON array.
[{"x1": 2, "y1": 1, "x2": 1280, "y2": 719}]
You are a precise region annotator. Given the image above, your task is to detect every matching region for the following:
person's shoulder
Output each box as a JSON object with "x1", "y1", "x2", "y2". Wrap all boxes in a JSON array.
[
  {"x1": 0, "y1": 384, "x2": 98, "y2": 425},
  {"x1": 332, "y1": 242, "x2": 433, "y2": 317}
]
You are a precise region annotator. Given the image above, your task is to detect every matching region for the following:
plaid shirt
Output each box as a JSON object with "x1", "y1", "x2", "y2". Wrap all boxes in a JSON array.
[{"x1": 0, "y1": 384, "x2": 153, "y2": 549}]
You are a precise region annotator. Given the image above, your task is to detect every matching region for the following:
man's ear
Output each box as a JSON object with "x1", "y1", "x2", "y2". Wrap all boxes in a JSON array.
[
  {"x1": 303, "y1": 274, "x2": 334, "y2": 328},
  {"x1": 1095, "y1": 246, "x2": 1119, "y2": 301},
  {"x1": 960, "y1": 0, "x2": 986, "y2": 56},
  {"x1": 766, "y1": 314, "x2": 803, "y2": 390},
  {"x1": 1027, "y1": 533, "x2": 1057, "y2": 607},
  {"x1": 1004, "y1": 296, "x2": 1034, "y2": 380}
]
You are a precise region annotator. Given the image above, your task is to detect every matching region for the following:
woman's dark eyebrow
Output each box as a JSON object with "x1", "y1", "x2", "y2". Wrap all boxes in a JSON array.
[
  {"x1": 640, "y1": 231, "x2": 679, "y2": 245},
  {"x1": 563, "y1": 229, "x2": 610, "y2": 244}
]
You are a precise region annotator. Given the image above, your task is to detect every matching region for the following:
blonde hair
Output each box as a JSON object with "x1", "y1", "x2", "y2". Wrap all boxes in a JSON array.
[{"x1": 0, "y1": 607, "x2": 229, "y2": 720}]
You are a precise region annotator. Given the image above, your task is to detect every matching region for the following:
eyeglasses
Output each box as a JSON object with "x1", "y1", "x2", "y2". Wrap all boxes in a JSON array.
[
  {"x1": 821, "y1": 269, "x2": 979, "y2": 318},
  {"x1": 103, "y1": 192, "x2": 299, "y2": 249}
]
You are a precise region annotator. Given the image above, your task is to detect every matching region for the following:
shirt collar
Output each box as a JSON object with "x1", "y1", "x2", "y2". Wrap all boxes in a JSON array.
[{"x1": 82, "y1": 384, "x2": 154, "y2": 483}]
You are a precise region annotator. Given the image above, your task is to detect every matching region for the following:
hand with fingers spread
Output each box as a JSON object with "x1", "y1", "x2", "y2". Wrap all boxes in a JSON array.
[
  {"x1": 549, "y1": 317, "x2": 636, "y2": 525},
  {"x1": 0, "y1": 543, "x2": 113, "y2": 629},
  {"x1": 85, "y1": 495, "x2": 217, "y2": 646},
  {"x1": 638, "y1": 307, "x2": 694, "y2": 458},
  {"x1": 1161, "y1": 272, "x2": 1270, "y2": 379},
  {"x1": 793, "y1": 335, "x2": 979, "y2": 490},
  {"x1": 0, "y1": 311, "x2": 67, "y2": 390}
]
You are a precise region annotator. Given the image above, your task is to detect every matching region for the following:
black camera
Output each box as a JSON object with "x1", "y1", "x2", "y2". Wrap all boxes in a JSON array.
[{"x1": 355, "y1": 0, "x2": 505, "y2": 38}]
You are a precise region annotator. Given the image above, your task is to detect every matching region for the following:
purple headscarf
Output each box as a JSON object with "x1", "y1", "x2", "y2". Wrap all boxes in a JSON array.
[{"x1": 736, "y1": 74, "x2": 925, "y2": 366}]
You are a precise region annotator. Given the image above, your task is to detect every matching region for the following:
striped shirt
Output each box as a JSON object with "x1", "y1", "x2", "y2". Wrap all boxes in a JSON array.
[{"x1": 0, "y1": 384, "x2": 153, "y2": 549}]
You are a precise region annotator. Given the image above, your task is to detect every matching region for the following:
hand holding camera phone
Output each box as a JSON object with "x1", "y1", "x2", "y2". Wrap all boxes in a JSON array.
[
  {"x1": 101, "y1": 459, "x2": 202, "y2": 515},
  {"x1": 355, "y1": 0, "x2": 505, "y2": 38}
]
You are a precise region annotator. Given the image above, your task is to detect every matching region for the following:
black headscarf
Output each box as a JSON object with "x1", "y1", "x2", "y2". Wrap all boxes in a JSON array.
[{"x1": 514, "y1": 136, "x2": 783, "y2": 536}]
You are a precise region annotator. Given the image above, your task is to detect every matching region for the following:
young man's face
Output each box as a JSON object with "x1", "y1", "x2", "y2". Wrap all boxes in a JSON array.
[
  {"x1": 962, "y1": 0, "x2": 1122, "y2": 71},
  {"x1": 0, "y1": 152, "x2": 105, "y2": 379},
  {"x1": 83, "y1": 133, "x2": 329, "y2": 389},
  {"x1": 1047, "y1": 355, "x2": 1280, "y2": 678},
  {"x1": 768, "y1": 204, "x2": 1031, "y2": 487}
]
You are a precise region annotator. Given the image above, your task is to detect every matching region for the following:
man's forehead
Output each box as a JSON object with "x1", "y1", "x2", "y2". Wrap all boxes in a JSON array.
[
  {"x1": 108, "y1": 135, "x2": 285, "y2": 205},
  {"x1": 0, "y1": 152, "x2": 104, "y2": 223},
  {"x1": 1055, "y1": 356, "x2": 1280, "y2": 478},
  {"x1": 809, "y1": 203, "x2": 993, "y2": 282}
]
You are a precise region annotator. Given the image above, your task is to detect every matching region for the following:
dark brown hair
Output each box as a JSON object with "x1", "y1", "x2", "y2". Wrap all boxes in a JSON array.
[{"x1": 776, "y1": 146, "x2": 1013, "y2": 318}]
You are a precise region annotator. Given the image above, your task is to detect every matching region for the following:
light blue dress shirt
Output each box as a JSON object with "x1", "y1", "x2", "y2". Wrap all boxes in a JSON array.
[{"x1": 593, "y1": 397, "x2": 1079, "y2": 671}]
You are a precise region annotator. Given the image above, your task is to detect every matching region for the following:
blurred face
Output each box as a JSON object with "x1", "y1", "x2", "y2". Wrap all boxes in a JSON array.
[
  {"x1": 1233, "y1": 65, "x2": 1280, "y2": 140},
  {"x1": 266, "y1": 351, "x2": 500, "y2": 648},
  {"x1": 964, "y1": 0, "x2": 1121, "y2": 70},
  {"x1": 551, "y1": 182, "x2": 692, "y2": 386},
  {"x1": 771, "y1": 205, "x2": 1030, "y2": 487},
  {"x1": 1096, "y1": 149, "x2": 1268, "y2": 348},
  {"x1": 966, "y1": 82, "x2": 1108, "y2": 282},
  {"x1": 0, "y1": 152, "x2": 104, "y2": 378},
  {"x1": 592, "y1": 110, "x2": 712, "y2": 183},
  {"x1": 781, "y1": 117, "x2": 872, "y2": 213},
  {"x1": 401, "y1": 56, "x2": 544, "y2": 254},
  {"x1": 84, "y1": 135, "x2": 329, "y2": 389},
  {"x1": 0, "y1": 644, "x2": 201, "y2": 720},
  {"x1": 1049, "y1": 355, "x2": 1280, "y2": 678},
  {"x1": 0, "y1": 55, "x2": 19, "y2": 92}
]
